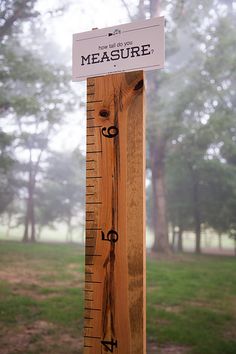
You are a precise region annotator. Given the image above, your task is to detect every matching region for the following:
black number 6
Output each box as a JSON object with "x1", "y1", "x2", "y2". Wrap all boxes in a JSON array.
[{"x1": 102, "y1": 126, "x2": 119, "y2": 138}]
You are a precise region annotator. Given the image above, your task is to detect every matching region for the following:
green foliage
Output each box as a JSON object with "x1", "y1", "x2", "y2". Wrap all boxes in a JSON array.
[
  {"x1": 0, "y1": 0, "x2": 81, "y2": 241},
  {"x1": 161, "y1": 1, "x2": 236, "y2": 244},
  {"x1": 0, "y1": 0, "x2": 38, "y2": 40},
  {"x1": 0, "y1": 131, "x2": 16, "y2": 214}
]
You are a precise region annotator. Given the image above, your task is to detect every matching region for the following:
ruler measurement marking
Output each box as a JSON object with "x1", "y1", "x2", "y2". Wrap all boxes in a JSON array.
[
  {"x1": 85, "y1": 308, "x2": 101, "y2": 312},
  {"x1": 85, "y1": 80, "x2": 103, "y2": 354},
  {"x1": 86, "y1": 202, "x2": 102, "y2": 205},
  {"x1": 85, "y1": 280, "x2": 102, "y2": 284},
  {"x1": 86, "y1": 228, "x2": 101, "y2": 230},
  {"x1": 87, "y1": 125, "x2": 102, "y2": 128},
  {"x1": 85, "y1": 254, "x2": 102, "y2": 257},
  {"x1": 87, "y1": 100, "x2": 102, "y2": 103}
]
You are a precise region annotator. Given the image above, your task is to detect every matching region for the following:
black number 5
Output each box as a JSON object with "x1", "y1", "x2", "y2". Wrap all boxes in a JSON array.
[
  {"x1": 101, "y1": 230, "x2": 119, "y2": 243},
  {"x1": 102, "y1": 126, "x2": 119, "y2": 138}
]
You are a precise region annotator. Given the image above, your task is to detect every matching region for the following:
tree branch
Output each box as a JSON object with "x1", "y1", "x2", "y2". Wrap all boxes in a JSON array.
[
  {"x1": 120, "y1": 0, "x2": 133, "y2": 20},
  {"x1": 0, "y1": 0, "x2": 37, "y2": 39}
]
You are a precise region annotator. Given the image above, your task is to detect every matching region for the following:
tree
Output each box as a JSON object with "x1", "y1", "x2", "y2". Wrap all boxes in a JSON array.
[
  {"x1": 37, "y1": 150, "x2": 85, "y2": 241},
  {"x1": 0, "y1": 0, "x2": 38, "y2": 40},
  {"x1": 13, "y1": 57, "x2": 74, "y2": 243},
  {"x1": 166, "y1": 152, "x2": 194, "y2": 252},
  {"x1": 121, "y1": 0, "x2": 174, "y2": 253},
  {"x1": 164, "y1": 1, "x2": 236, "y2": 253},
  {"x1": 0, "y1": 131, "x2": 16, "y2": 214},
  {"x1": 120, "y1": 0, "x2": 236, "y2": 254},
  {"x1": 0, "y1": 0, "x2": 78, "y2": 242},
  {"x1": 0, "y1": 0, "x2": 38, "y2": 217}
]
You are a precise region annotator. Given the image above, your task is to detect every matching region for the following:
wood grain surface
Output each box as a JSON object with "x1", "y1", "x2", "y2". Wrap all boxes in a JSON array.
[{"x1": 84, "y1": 71, "x2": 146, "y2": 354}]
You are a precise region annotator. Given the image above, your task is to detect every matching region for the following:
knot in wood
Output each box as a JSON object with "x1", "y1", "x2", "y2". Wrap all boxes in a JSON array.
[
  {"x1": 99, "y1": 109, "x2": 110, "y2": 118},
  {"x1": 134, "y1": 79, "x2": 144, "y2": 91}
]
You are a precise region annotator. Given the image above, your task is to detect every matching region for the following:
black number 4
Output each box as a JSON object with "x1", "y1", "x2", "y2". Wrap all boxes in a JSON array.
[{"x1": 101, "y1": 339, "x2": 117, "y2": 352}]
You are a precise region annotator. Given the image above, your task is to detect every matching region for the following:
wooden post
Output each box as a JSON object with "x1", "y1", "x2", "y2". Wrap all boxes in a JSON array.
[{"x1": 84, "y1": 71, "x2": 146, "y2": 354}]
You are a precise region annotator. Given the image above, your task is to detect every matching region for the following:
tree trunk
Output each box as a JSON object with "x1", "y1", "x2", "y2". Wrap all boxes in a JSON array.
[
  {"x1": 122, "y1": 0, "x2": 170, "y2": 253},
  {"x1": 6, "y1": 211, "x2": 12, "y2": 238},
  {"x1": 218, "y1": 233, "x2": 222, "y2": 250},
  {"x1": 23, "y1": 201, "x2": 30, "y2": 242},
  {"x1": 66, "y1": 214, "x2": 73, "y2": 242},
  {"x1": 150, "y1": 0, "x2": 160, "y2": 16},
  {"x1": 29, "y1": 188, "x2": 36, "y2": 242},
  {"x1": 171, "y1": 224, "x2": 176, "y2": 251},
  {"x1": 149, "y1": 0, "x2": 171, "y2": 254},
  {"x1": 37, "y1": 225, "x2": 43, "y2": 240},
  {"x1": 192, "y1": 176, "x2": 201, "y2": 254},
  {"x1": 177, "y1": 226, "x2": 183, "y2": 252},
  {"x1": 22, "y1": 150, "x2": 36, "y2": 243},
  {"x1": 150, "y1": 137, "x2": 171, "y2": 254}
]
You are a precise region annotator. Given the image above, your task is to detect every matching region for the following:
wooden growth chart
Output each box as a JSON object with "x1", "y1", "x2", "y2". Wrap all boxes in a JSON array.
[{"x1": 84, "y1": 71, "x2": 145, "y2": 354}]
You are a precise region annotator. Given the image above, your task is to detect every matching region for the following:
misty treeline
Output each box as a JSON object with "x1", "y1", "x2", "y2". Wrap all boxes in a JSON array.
[
  {"x1": 0, "y1": 1, "x2": 236, "y2": 253},
  {"x1": 0, "y1": 0, "x2": 85, "y2": 242}
]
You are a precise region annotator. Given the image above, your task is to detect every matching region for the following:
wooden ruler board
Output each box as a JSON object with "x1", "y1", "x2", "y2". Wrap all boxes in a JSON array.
[{"x1": 84, "y1": 71, "x2": 146, "y2": 354}]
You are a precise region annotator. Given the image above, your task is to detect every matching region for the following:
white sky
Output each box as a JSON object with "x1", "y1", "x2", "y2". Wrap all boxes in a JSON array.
[
  {"x1": 35, "y1": 0, "x2": 133, "y2": 152},
  {"x1": 37, "y1": 0, "x2": 131, "y2": 49}
]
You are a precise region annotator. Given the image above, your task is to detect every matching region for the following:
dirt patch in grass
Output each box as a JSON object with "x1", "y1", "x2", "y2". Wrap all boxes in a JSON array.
[
  {"x1": 0, "y1": 262, "x2": 83, "y2": 296},
  {"x1": 0, "y1": 321, "x2": 83, "y2": 354},
  {"x1": 158, "y1": 344, "x2": 191, "y2": 354},
  {"x1": 147, "y1": 340, "x2": 158, "y2": 353},
  {"x1": 11, "y1": 286, "x2": 59, "y2": 300},
  {"x1": 164, "y1": 305, "x2": 182, "y2": 314},
  {"x1": 148, "y1": 252, "x2": 197, "y2": 263},
  {"x1": 147, "y1": 341, "x2": 191, "y2": 354},
  {"x1": 0, "y1": 267, "x2": 42, "y2": 286},
  {"x1": 223, "y1": 326, "x2": 236, "y2": 341}
]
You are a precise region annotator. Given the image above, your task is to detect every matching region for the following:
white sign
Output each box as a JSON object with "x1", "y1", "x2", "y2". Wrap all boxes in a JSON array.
[{"x1": 72, "y1": 17, "x2": 165, "y2": 81}]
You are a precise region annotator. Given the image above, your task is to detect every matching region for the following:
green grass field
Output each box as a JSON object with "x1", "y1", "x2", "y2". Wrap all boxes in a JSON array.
[{"x1": 0, "y1": 241, "x2": 235, "y2": 354}]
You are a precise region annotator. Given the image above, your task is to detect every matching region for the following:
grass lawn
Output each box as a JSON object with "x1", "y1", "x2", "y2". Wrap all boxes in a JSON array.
[{"x1": 0, "y1": 241, "x2": 235, "y2": 354}]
